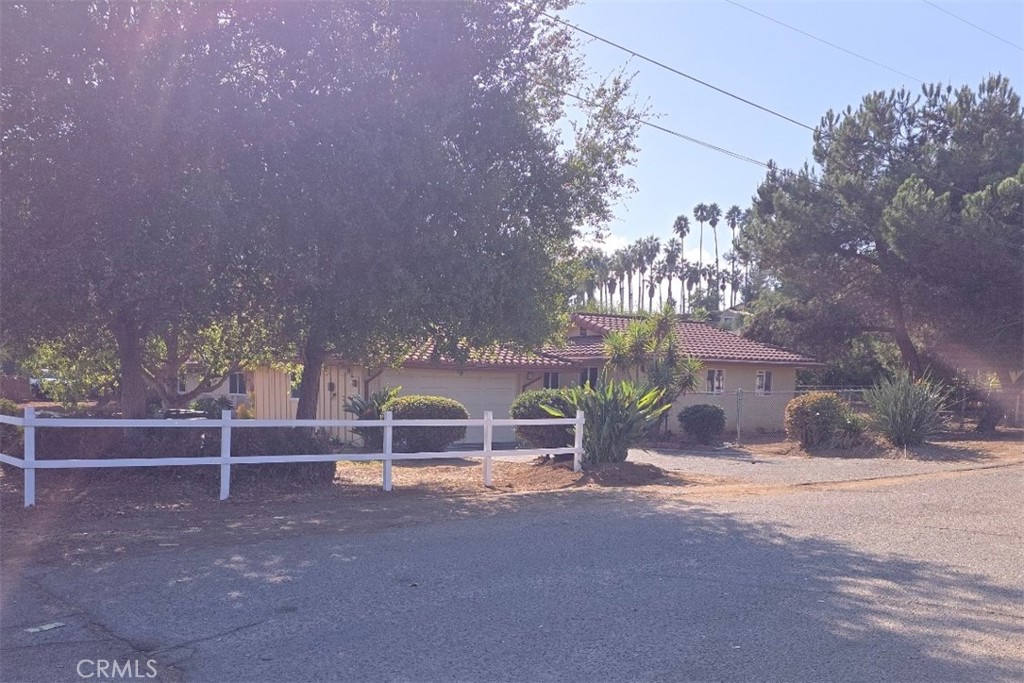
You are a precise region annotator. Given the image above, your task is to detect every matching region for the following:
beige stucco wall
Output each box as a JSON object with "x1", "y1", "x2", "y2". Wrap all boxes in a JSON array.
[
  {"x1": 669, "y1": 364, "x2": 797, "y2": 433},
  {"x1": 370, "y1": 367, "x2": 536, "y2": 443}
]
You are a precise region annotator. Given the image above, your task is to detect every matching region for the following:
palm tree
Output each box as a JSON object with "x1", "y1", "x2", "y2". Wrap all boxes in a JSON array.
[
  {"x1": 606, "y1": 269, "x2": 619, "y2": 310},
  {"x1": 635, "y1": 236, "x2": 660, "y2": 312},
  {"x1": 611, "y1": 249, "x2": 628, "y2": 310},
  {"x1": 725, "y1": 205, "x2": 743, "y2": 308},
  {"x1": 579, "y1": 247, "x2": 604, "y2": 307},
  {"x1": 618, "y1": 242, "x2": 634, "y2": 313},
  {"x1": 724, "y1": 251, "x2": 741, "y2": 308},
  {"x1": 648, "y1": 259, "x2": 665, "y2": 312},
  {"x1": 707, "y1": 203, "x2": 722, "y2": 305},
  {"x1": 672, "y1": 214, "x2": 690, "y2": 243},
  {"x1": 591, "y1": 251, "x2": 606, "y2": 308},
  {"x1": 692, "y1": 203, "x2": 709, "y2": 296},
  {"x1": 663, "y1": 238, "x2": 681, "y2": 309}
]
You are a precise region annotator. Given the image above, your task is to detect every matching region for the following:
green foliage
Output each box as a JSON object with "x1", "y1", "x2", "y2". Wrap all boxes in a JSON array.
[
  {"x1": 832, "y1": 413, "x2": 868, "y2": 450},
  {"x1": 742, "y1": 76, "x2": 1023, "y2": 389},
  {"x1": 864, "y1": 370, "x2": 948, "y2": 446},
  {"x1": 509, "y1": 389, "x2": 575, "y2": 448},
  {"x1": 0, "y1": 398, "x2": 23, "y2": 458},
  {"x1": 190, "y1": 396, "x2": 234, "y2": 419},
  {"x1": 381, "y1": 395, "x2": 469, "y2": 453},
  {"x1": 20, "y1": 331, "x2": 119, "y2": 408},
  {"x1": 784, "y1": 392, "x2": 853, "y2": 449},
  {"x1": 548, "y1": 378, "x2": 669, "y2": 465},
  {"x1": 2, "y1": 3, "x2": 645, "y2": 419},
  {"x1": 344, "y1": 386, "x2": 401, "y2": 450},
  {"x1": 229, "y1": 428, "x2": 335, "y2": 486},
  {"x1": 677, "y1": 404, "x2": 726, "y2": 444}
]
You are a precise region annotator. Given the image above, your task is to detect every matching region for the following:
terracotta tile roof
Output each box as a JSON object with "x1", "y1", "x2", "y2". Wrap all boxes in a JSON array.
[
  {"x1": 570, "y1": 313, "x2": 819, "y2": 365},
  {"x1": 402, "y1": 339, "x2": 574, "y2": 370},
  {"x1": 541, "y1": 336, "x2": 608, "y2": 362}
]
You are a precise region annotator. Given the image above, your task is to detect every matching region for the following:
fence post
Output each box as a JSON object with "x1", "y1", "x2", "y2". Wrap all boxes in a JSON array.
[
  {"x1": 483, "y1": 411, "x2": 493, "y2": 487},
  {"x1": 735, "y1": 389, "x2": 743, "y2": 444},
  {"x1": 573, "y1": 411, "x2": 584, "y2": 472},
  {"x1": 23, "y1": 406, "x2": 35, "y2": 508},
  {"x1": 382, "y1": 410, "x2": 393, "y2": 492},
  {"x1": 219, "y1": 409, "x2": 232, "y2": 501}
]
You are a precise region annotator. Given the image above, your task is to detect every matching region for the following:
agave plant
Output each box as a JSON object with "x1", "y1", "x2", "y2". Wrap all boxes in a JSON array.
[
  {"x1": 343, "y1": 385, "x2": 401, "y2": 450},
  {"x1": 545, "y1": 376, "x2": 669, "y2": 465}
]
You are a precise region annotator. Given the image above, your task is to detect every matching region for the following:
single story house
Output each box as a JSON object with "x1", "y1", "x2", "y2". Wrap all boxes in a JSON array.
[
  {"x1": 214, "y1": 313, "x2": 819, "y2": 443},
  {"x1": 556, "y1": 313, "x2": 820, "y2": 433}
]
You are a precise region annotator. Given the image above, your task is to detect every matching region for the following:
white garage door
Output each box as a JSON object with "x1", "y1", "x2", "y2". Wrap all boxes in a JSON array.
[{"x1": 378, "y1": 369, "x2": 519, "y2": 443}]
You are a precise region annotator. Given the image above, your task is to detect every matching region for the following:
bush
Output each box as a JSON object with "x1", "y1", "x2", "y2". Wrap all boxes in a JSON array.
[
  {"x1": 551, "y1": 379, "x2": 669, "y2": 465},
  {"x1": 832, "y1": 413, "x2": 868, "y2": 449},
  {"x1": 677, "y1": 404, "x2": 726, "y2": 444},
  {"x1": 510, "y1": 389, "x2": 575, "y2": 448},
  {"x1": 784, "y1": 392, "x2": 851, "y2": 449},
  {"x1": 190, "y1": 396, "x2": 234, "y2": 419},
  {"x1": 344, "y1": 386, "x2": 401, "y2": 450},
  {"x1": 864, "y1": 369, "x2": 947, "y2": 446},
  {"x1": 0, "y1": 399, "x2": 23, "y2": 475},
  {"x1": 230, "y1": 427, "x2": 336, "y2": 486},
  {"x1": 381, "y1": 395, "x2": 469, "y2": 453}
]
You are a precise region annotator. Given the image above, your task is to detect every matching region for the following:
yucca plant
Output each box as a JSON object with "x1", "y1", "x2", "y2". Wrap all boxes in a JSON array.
[
  {"x1": 545, "y1": 376, "x2": 669, "y2": 465},
  {"x1": 864, "y1": 369, "x2": 948, "y2": 447}
]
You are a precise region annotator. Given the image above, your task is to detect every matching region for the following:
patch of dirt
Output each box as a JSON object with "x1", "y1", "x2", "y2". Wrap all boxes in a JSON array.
[{"x1": 1, "y1": 429, "x2": 1018, "y2": 570}]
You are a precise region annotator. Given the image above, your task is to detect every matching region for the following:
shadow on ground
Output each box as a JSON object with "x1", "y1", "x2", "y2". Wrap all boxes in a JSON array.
[{"x1": 2, "y1": 488, "x2": 1021, "y2": 682}]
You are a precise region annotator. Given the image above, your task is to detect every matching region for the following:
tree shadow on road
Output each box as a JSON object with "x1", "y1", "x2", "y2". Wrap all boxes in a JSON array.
[{"x1": 4, "y1": 490, "x2": 1021, "y2": 682}]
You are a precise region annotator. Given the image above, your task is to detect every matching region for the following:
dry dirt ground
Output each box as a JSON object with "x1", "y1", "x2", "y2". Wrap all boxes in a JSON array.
[{"x1": 1, "y1": 429, "x2": 1020, "y2": 570}]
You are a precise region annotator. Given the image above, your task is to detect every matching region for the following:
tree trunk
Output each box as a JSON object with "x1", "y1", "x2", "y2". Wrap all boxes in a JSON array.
[
  {"x1": 295, "y1": 338, "x2": 327, "y2": 420},
  {"x1": 112, "y1": 318, "x2": 148, "y2": 418},
  {"x1": 889, "y1": 297, "x2": 922, "y2": 376}
]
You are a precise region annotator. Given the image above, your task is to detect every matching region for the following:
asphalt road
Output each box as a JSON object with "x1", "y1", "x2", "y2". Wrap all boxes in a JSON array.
[{"x1": 3, "y1": 463, "x2": 1022, "y2": 682}]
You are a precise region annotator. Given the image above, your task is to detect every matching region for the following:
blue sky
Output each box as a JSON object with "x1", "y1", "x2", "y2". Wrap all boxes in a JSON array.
[{"x1": 561, "y1": 0, "x2": 1024, "y2": 264}]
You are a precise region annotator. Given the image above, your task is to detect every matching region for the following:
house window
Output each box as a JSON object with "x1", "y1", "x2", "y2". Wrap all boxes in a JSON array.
[
  {"x1": 756, "y1": 371, "x2": 773, "y2": 395},
  {"x1": 706, "y1": 369, "x2": 724, "y2": 394},
  {"x1": 580, "y1": 367, "x2": 599, "y2": 388},
  {"x1": 543, "y1": 372, "x2": 560, "y2": 389},
  {"x1": 176, "y1": 374, "x2": 187, "y2": 394},
  {"x1": 289, "y1": 372, "x2": 301, "y2": 400},
  {"x1": 228, "y1": 372, "x2": 247, "y2": 395}
]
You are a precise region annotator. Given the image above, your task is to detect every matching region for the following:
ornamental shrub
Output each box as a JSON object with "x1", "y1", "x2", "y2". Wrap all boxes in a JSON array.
[
  {"x1": 510, "y1": 389, "x2": 575, "y2": 448},
  {"x1": 784, "y1": 392, "x2": 851, "y2": 449},
  {"x1": 0, "y1": 399, "x2": 23, "y2": 474},
  {"x1": 677, "y1": 404, "x2": 726, "y2": 444},
  {"x1": 190, "y1": 396, "x2": 234, "y2": 419},
  {"x1": 864, "y1": 369, "x2": 947, "y2": 446},
  {"x1": 381, "y1": 395, "x2": 469, "y2": 452}
]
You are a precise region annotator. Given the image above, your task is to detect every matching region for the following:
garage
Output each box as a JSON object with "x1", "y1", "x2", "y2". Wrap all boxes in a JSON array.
[{"x1": 375, "y1": 368, "x2": 521, "y2": 443}]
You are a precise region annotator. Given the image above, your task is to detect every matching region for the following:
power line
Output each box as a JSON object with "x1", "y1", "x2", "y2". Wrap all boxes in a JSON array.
[
  {"x1": 724, "y1": 0, "x2": 924, "y2": 84},
  {"x1": 922, "y1": 0, "x2": 1024, "y2": 52},
  {"x1": 562, "y1": 91, "x2": 772, "y2": 171},
  {"x1": 543, "y1": 12, "x2": 815, "y2": 131},
  {"x1": 564, "y1": 91, "x2": 1023, "y2": 251},
  {"x1": 549, "y1": 12, "x2": 1005, "y2": 212}
]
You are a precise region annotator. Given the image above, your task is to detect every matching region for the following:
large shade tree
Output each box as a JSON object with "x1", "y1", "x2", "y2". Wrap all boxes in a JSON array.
[
  {"x1": 2, "y1": 1, "x2": 644, "y2": 419},
  {"x1": 741, "y1": 75, "x2": 1023, "y2": 426},
  {"x1": 1, "y1": 2, "x2": 282, "y2": 416}
]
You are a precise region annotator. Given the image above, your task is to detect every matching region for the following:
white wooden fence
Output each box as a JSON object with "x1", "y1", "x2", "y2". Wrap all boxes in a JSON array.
[{"x1": 0, "y1": 407, "x2": 584, "y2": 507}]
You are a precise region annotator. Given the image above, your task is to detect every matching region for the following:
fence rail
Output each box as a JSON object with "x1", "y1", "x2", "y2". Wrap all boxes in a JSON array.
[{"x1": 0, "y1": 407, "x2": 585, "y2": 508}]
